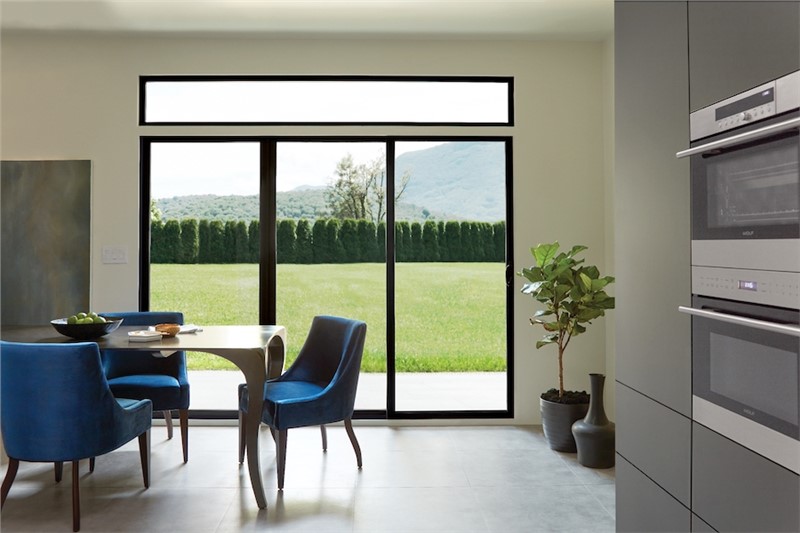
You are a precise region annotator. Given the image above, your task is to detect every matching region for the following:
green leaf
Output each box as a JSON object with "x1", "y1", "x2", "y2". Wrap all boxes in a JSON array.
[
  {"x1": 567, "y1": 244, "x2": 588, "y2": 258},
  {"x1": 578, "y1": 272, "x2": 592, "y2": 292},
  {"x1": 532, "y1": 242, "x2": 559, "y2": 267}
]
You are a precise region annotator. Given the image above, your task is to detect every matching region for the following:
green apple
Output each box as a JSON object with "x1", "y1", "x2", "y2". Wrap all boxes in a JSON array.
[
  {"x1": 92, "y1": 316, "x2": 106, "y2": 324},
  {"x1": 67, "y1": 315, "x2": 78, "y2": 324},
  {"x1": 76, "y1": 312, "x2": 87, "y2": 319}
]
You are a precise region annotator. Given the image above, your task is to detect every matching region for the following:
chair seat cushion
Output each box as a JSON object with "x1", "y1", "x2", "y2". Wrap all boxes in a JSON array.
[
  {"x1": 239, "y1": 381, "x2": 326, "y2": 412},
  {"x1": 108, "y1": 374, "x2": 188, "y2": 411}
]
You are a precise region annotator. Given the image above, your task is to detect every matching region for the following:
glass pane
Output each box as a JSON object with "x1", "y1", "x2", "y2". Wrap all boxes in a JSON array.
[
  {"x1": 394, "y1": 141, "x2": 508, "y2": 411},
  {"x1": 149, "y1": 142, "x2": 261, "y2": 410},
  {"x1": 275, "y1": 142, "x2": 388, "y2": 410},
  {"x1": 144, "y1": 78, "x2": 510, "y2": 124}
]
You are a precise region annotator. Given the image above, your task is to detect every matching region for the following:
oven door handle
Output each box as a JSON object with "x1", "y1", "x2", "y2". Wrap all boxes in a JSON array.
[
  {"x1": 675, "y1": 116, "x2": 800, "y2": 159},
  {"x1": 678, "y1": 306, "x2": 800, "y2": 337}
]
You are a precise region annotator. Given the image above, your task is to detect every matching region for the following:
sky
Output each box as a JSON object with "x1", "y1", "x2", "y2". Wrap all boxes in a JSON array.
[{"x1": 150, "y1": 141, "x2": 445, "y2": 198}]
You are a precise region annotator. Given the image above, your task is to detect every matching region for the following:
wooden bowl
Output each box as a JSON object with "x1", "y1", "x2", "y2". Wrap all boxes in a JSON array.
[{"x1": 154, "y1": 323, "x2": 180, "y2": 337}]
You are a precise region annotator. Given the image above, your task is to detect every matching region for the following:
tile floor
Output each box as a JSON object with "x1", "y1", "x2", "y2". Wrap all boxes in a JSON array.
[{"x1": 1, "y1": 424, "x2": 615, "y2": 532}]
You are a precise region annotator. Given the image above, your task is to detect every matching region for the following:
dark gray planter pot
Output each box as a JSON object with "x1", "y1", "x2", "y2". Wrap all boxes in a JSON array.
[
  {"x1": 572, "y1": 373, "x2": 616, "y2": 468},
  {"x1": 540, "y1": 396, "x2": 589, "y2": 452}
]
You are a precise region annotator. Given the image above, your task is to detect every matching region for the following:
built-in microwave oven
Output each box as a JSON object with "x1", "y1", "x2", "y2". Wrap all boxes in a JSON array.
[
  {"x1": 677, "y1": 70, "x2": 800, "y2": 274},
  {"x1": 680, "y1": 296, "x2": 799, "y2": 474}
]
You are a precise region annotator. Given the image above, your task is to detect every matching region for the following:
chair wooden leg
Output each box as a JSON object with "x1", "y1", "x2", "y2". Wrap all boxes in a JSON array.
[
  {"x1": 55, "y1": 461, "x2": 64, "y2": 483},
  {"x1": 344, "y1": 418, "x2": 362, "y2": 468},
  {"x1": 89, "y1": 457, "x2": 95, "y2": 473},
  {"x1": 164, "y1": 410, "x2": 174, "y2": 440},
  {"x1": 269, "y1": 427, "x2": 278, "y2": 444},
  {"x1": 320, "y1": 424, "x2": 328, "y2": 452},
  {"x1": 179, "y1": 409, "x2": 189, "y2": 463},
  {"x1": 139, "y1": 429, "x2": 151, "y2": 489},
  {"x1": 276, "y1": 429, "x2": 288, "y2": 491},
  {"x1": 71, "y1": 461, "x2": 80, "y2": 532},
  {"x1": 238, "y1": 409, "x2": 246, "y2": 464},
  {"x1": 1, "y1": 458, "x2": 19, "y2": 508}
]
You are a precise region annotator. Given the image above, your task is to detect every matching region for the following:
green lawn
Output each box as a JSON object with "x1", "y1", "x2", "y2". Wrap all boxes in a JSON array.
[{"x1": 150, "y1": 262, "x2": 507, "y2": 372}]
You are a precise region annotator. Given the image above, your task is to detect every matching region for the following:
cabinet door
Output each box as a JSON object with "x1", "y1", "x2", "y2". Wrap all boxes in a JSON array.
[
  {"x1": 616, "y1": 383, "x2": 691, "y2": 506},
  {"x1": 616, "y1": 455, "x2": 691, "y2": 532},
  {"x1": 693, "y1": 423, "x2": 800, "y2": 532},
  {"x1": 689, "y1": 1, "x2": 800, "y2": 111},
  {"x1": 614, "y1": 1, "x2": 691, "y2": 416}
]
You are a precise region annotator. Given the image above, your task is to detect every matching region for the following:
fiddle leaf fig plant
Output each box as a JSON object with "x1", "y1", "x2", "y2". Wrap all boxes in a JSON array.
[{"x1": 519, "y1": 242, "x2": 615, "y2": 401}]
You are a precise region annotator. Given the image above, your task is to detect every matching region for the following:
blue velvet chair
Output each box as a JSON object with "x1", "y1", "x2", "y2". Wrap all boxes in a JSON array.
[
  {"x1": 238, "y1": 315, "x2": 367, "y2": 490},
  {"x1": 0, "y1": 341, "x2": 152, "y2": 532},
  {"x1": 100, "y1": 311, "x2": 190, "y2": 463}
]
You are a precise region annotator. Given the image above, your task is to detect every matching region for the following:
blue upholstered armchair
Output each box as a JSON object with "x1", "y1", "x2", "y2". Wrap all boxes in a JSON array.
[
  {"x1": 238, "y1": 315, "x2": 367, "y2": 490},
  {"x1": 0, "y1": 341, "x2": 152, "y2": 532},
  {"x1": 100, "y1": 311, "x2": 190, "y2": 463}
]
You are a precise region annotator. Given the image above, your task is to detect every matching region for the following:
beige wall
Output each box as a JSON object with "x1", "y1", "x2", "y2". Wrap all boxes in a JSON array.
[{"x1": 0, "y1": 32, "x2": 613, "y2": 424}]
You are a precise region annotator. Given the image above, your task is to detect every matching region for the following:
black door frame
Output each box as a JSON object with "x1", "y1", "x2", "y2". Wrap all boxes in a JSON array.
[{"x1": 139, "y1": 135, "x2": 514, "y2": 420}]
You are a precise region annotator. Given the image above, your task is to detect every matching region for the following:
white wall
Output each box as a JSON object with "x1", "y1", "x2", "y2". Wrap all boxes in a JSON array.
[{"x1": 0, "y1": 32, "x2": 611, "y2": 424}]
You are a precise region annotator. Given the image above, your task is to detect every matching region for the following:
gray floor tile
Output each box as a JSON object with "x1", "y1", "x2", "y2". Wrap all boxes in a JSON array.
[{"x1": 1, "y1": 425, "x2": 615, "y2": 533}]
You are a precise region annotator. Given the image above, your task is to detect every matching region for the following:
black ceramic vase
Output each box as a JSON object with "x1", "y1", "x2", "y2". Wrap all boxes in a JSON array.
[
  {"x1": 572, "y1": 373, "x2": 615, "y2": 468},
  {"x1": 540, "y1": 397, "x2": 589, "y2": 452}
]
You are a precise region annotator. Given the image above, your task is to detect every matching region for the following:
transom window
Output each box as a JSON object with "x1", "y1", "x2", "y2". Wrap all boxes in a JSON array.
[{"x1": 140, "y1": 75, "x2": 514, "y2": 126}]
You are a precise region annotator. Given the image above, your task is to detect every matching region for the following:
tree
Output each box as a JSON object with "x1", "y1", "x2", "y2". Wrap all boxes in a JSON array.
[
  {"x1": 150, "y1": 220, "x2": 166, "y2": 263},
  {"x1": 410, "y1": 222, "x2": 423, "y2": 262},
  {"x1": 357, "y1": 219, "x2": 377, "y2": 261},
  {"x1": 295, "y1": 219, "x2": 313, "y2": 263},
  {"x1": 162, "y1": 220, "x2": 181, "y2": 263},
  {"x1": 422, "y1": 220, "x2": 440, "y2": 261},
  {"x1": 208, "y1": 220, "x2": 225, "y2": 263},
  {"x1": 234, "y1": 221, "x2": 249, "y2": 263},
  {"x1": 339, "y1": 218, "x2": 359, "y2": 262},
  {"x1": 444, "y1": 221, "x2": 461, "y2": 262},
  {"x1": 198, "y1": 219, "x2": 211, "y2": 263},
  {"x1": 325, "y1": 153, "x2": 410, "y2": 224},
  {"x1": 179, "y1": 218, "x2": 199, "y2": 263},
  {"x1": 312, "y1": 218, "x2": 328, "y2": 263},
  {"x1": 376, "y1": 221, "x2": 386, "y2": 262},
  {"x1": 248, "y1": 220, "x2": 260, "y2": 262},
  {"x1": 277, "y1": 219, "x2": 296, "y2": 263}
]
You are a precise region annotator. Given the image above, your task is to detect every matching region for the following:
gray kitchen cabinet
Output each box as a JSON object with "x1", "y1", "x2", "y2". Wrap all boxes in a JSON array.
[
  {"x1": 614, "y1": 1, "x2": 691, "y2": 415},
  {"x1": 689, "y1": 1, "x2": 800, "y2": 111},
  {"x1": 616, "y1": 383, "x2": 691, "y2": 506},
  {"x1": 615, "y1": 0, "x2": 692, "y2": 527},
  {"x1": 692, "y1": 423, "x2": 800, "y2": 533},
  {"x1": 616, "y1": 455, "x2": 691, "y2": 532}
]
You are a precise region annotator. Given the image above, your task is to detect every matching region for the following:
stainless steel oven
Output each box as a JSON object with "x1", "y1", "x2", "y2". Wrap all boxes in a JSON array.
[
  {"x1": 680, "y1": 295, "x2": 799, "y2": 474},
  {"x1": 677, "y1": 70, "x2": 800, "y2": 273},
  {"x1": 678, "y1": 70, "x2": 800, "y2": 474}
]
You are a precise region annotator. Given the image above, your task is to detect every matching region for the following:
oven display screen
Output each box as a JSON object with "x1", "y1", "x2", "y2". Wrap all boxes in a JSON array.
[{"x1": 738, "y1": 280, "x2": 758, "y2": 291}]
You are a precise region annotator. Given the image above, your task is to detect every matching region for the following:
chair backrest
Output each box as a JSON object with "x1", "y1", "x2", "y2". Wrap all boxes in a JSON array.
[
  {"x1": 100, "y1": 311, "x2": 185, "y2": 378},
  {"x1": 283, "y1": 315, "x2": 367, "y2": 418},
  {"x1": 0, "y1": 341, "x2": 132, "y2": 462}
]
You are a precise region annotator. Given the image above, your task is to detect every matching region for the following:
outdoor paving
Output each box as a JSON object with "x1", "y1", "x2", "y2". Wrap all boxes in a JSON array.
[{"x1": 188, "y1": 371, "x2": 508, "y2": 412}]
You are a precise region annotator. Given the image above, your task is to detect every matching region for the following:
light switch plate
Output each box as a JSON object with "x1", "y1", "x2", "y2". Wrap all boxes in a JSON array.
[{"x1": 102, "y1": 245, "x2": 128, "y2": 264}]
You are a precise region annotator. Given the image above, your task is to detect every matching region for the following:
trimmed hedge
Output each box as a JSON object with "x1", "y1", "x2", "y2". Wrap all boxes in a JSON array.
[{"x1": 150, "y1": 217, "x2": 505, "y2": 264}]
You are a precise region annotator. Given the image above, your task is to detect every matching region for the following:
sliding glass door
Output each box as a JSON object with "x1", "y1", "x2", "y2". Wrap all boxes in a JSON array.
[
  {"x1": 143, "y1": 137, "x2": 511, "y2": 417},
  {"x1": 148, "y1": 141, "x2": 261, "y2": 410},
  {"x1": 274, "y1": 142, "x2": 387, "y2": 411},
  {"x1": 393, "y1": 141, "x2": 509, "y2": 413}
]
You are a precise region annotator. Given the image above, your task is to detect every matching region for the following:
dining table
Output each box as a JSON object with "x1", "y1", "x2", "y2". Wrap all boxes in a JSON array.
[{"x1": 0, "y1": 323, "x2": 287, "y2": 510}]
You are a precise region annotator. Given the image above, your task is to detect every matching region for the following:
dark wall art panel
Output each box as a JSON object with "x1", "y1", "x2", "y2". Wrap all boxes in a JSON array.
[{"x1": 1, "y1": 160, "x2": 91, "y2": 325}]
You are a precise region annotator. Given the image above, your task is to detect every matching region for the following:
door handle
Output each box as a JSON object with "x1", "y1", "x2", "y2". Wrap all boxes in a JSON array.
[
  {"x1": 678, "y1": 306, "x2": 800, "y2": 337},
  {"x1": 676, "y1": 116, "x2": 800, "y2": 159}
]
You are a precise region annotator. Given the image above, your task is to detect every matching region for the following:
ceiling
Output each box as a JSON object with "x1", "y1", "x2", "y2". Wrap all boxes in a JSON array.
[{"x1": 0, "y1": 0, "x2": 613, "y2": 40}]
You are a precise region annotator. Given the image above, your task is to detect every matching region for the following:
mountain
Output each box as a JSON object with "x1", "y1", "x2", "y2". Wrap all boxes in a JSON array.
[
  {"x1": 154, "y1": 141, "x2": 506, "y2": 223},
  {"x1": 396, "y1": 141, "x2": 506, "y2": 222}
]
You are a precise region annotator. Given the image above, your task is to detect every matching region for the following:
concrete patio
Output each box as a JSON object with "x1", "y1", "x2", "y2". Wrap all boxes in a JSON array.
[{"x1": 188, "y1": 371, "x2": 508, "y2": 412}]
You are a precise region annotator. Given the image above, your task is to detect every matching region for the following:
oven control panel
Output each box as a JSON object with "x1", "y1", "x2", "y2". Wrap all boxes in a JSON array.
[{"x1": 692, "y1": 266, "x2": 800, "y2": 309}]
